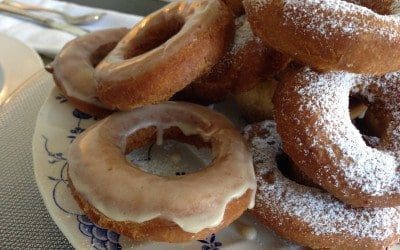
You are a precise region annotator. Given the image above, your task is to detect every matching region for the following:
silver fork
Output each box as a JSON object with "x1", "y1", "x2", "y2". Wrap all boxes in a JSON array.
[{"x1": 2, "y1": 0, "x2": 105, "y2": 25}]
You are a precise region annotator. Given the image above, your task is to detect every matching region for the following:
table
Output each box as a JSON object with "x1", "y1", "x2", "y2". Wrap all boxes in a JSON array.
[{"x1": 1, "y1": 1, "x2": 165, "y2": 249}]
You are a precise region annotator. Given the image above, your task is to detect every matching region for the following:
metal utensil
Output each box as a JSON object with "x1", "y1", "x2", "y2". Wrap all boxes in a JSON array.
[
  {"x1": 2, "y1": 0, "x2": 105, "y2": 25},
  {"x1": 0, "y1": 3, "x2": 88, "y2": 36}
]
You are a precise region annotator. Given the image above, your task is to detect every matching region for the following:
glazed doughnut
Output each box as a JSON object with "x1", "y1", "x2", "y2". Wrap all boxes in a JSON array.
[
  {"x1": 47, "y1": 28, "x2": 128, "y2": 118},
  {"x1": 244, "y1": 121, "x2": 400, "y2": 249},
  {"x1": 243, "y1": 0, "x2": 400, "y2": 74},
  {"x1": 174, "y1": 15, "x2": 290, "y2": 104},
  {"x1": 68, "y1": 102, "x2": 256, "y2": 242},
  {"x1": 274, "y1": 68, "x2": 400, "y2": 207},
  {"x1": 95, "y1": 0, "x2": 234, "y2": 110}
]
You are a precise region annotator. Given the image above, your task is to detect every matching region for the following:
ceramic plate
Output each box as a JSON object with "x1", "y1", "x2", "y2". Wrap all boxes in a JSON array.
[
  {"x1": 31, "y1": 72, "x2": 303, "y2": 249},
  {"x1": 0, "y1": 34, "x2": 43, "y2": 104},
  {"x1": 31, "y1": 71, "x2": 400, "y2": 250}
]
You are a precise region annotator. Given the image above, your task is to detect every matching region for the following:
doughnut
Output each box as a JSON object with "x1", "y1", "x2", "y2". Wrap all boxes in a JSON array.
[
  {"x1": 234, "y1": 75, "x2": 367, "y2": 123},
  {"x1": 95, "y1": 0, "x2": 234, "y2": 110},
  {"x1": 174, "y1": 15, "x2": 290, "y2": 105},
  {"x1": 234, "y1": 78, "x2": 278, "y2": 123},
  {"x1": 244, "y1": 120, "x2": 400, "y2": 249},
  {"x1": 273, "y1": 68, "x2": 400, "y2": 208},
  {"x1": 222, "y1": 0, "x2": 245, "y2": 16},
  {"x1": 275, "y1": 152, "x2": 321, "y2": 189},
  {"x1": 68, "y1": 102, "x2": 256, "y2": 242},
  {"x1": 243, "y1": 0, "x2": 400, "y2": 74},
  {"x1": 47, "y1": 28, "x2": 128, "y2": 118}
]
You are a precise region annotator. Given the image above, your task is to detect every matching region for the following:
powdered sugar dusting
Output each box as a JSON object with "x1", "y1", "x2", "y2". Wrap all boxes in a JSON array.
[
  {"x1": 230, "y1": 15, "x2": 263, "y2": 55},
  {"x1": 248, "y1": 0, "x2": 400, "y2": 40},
  {"x1": 247, "y1": 0, "x2": 270, "y2": 11},
  {"x1": 244, "y1": 121, "x2": 400, "y2": 241},
  {"x1": 295, "y1": 69, "x2": 400, "y2": 196}
]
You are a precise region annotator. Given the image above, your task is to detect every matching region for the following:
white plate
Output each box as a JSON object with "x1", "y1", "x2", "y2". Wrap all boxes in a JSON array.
[
  {"x1": 31, "y1": 71, "x2": 302, "y2": 249},
  {"x1": 0, "y1": 67, "x2": 393, "y2": 249},
  {"x1": 0, "y1": 34, "x2": 43, "y2": 104}
]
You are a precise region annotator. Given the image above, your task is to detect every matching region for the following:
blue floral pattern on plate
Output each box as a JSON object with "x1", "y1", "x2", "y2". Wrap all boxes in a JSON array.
[
  {"x1": 43, "y1": 94, "x2": 121, "y2": 250},
  {"x1": 198, "y1": 234, "x2": 222, "y2": 250},
  {"x1": 41, "y1": 93, "x2": 222, "y2": 249}
]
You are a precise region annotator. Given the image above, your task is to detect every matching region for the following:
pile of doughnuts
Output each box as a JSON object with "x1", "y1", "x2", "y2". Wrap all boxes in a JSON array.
[
  {"x1": 243, "y1": 0, "x2": 400, "y2": 248},
  {"x1": 48, "y1": 0, "x2": 400, "y2": 248}
]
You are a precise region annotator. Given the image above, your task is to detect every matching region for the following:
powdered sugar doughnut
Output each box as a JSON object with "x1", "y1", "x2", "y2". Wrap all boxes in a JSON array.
[
  {"x1": 243, "y1": 0, "x2": 400, "y2": 74},
  {"x1": 274, "y1": 68, "x2": 400, "y2": 208},
  {"x1": 95, "y1": 0, "x2": 234, "y2": 110},
  {"x1": 174, "y1": 15, "x2": 290, "y2": 104},
  {"x1": 244, "y1": 121, "x2": 400, "y2": 249}
]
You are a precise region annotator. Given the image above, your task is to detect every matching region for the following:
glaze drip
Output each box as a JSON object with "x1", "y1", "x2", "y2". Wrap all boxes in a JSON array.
[{"x1": 68, "y1": 102, "x2": 256, "y2": 233}]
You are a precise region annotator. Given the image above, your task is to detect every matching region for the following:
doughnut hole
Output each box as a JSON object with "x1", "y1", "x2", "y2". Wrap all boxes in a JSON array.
[
  {"x1": 350, "y1": 96, "x2": 384, "y2": 148},
  {"x1": 124, "y1": 126, "x2": 213, "y2": 177},
  {"x1": 90, "y1": 41, "x2": 120, "y2": 67},
  {"x1": 275, "y1": 153, "x2": 321, "y2": 188},
  {"x1": 124, "y1": 17, "x2": 184, "y2": 59}
]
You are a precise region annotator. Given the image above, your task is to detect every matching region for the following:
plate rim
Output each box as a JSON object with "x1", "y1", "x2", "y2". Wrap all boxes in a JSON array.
[{"x1": 0, "y1": 33, "x2": 44, "y2": 105}]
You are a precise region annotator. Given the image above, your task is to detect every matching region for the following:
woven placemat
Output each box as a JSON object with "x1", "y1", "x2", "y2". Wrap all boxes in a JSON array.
[{"x1": 0, "y1": 71, "x2": 72, "y2": 249}]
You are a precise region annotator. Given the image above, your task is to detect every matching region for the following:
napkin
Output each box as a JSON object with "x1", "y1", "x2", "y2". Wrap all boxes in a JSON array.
[{"x1": 0, "y1": 0, "x2": 142, "y2": 57}]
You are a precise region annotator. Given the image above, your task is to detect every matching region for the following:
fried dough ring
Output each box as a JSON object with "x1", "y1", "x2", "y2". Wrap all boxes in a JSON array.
[
  {"x1": 68, "y1": 102, "x2": 256, "y2": 242},
  {"x1": 174, "y1": 15, "x2": 290, "y2": 105},
  {"x1": 95, "y1": 0, "x2": 234, "y2": 110},
  {"x1": 244, "y1": 121, "x2": 400, "y2": 249},
  {"x1": 274, "y1": 68, "x2": 400, "y2": 207},
  {"x1": 243, "y1": 0, "x2": 400, "y2": 74},
  {"x1": 48, "y1": 28, "x2": 128, "y2": 118}
]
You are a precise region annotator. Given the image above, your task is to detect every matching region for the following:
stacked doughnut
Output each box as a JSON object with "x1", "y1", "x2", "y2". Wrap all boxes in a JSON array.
[
  {"x1": 48, "y1": 0, "x2": 400, "y2": 248},
  {"x1": 243, "y1": 0, "x2": 400, "y2": 248},
  {"x1": 49, "y1": 0, "x2": 261, "y2": 243},
  {"x1": 49, "y1": 0, "x2": 237, "y2": 117}
]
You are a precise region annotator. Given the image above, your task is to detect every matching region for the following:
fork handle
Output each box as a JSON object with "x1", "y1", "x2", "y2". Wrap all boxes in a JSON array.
[
  {"x1": 4, "y1": 0, "x2": 70, "y2": 19},
  {"x1": 0, "y1": 3, "x2": 88, "y2": 36}
]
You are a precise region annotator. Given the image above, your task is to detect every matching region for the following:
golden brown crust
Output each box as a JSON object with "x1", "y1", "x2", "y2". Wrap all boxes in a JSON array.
[
  {"x1": 95, "y1": 1, "x2": 234, "y2": 110},
  {"x1": 245, "y1": 122, "x2": 399, "y2": 249},
  {"x1": 235, "y1": 76, "x2": 369, "y2": 129},
  {"x1": 49, "y1": 28, "x2": 128, "y2": 118},
  {"x1": 69, "y1": 179, "x2": 253, "y2": 243},
  {"x1": 250, "y1": 208, "x2": 395, "y2": 250},
  {"x1": 221, "y1": 0, "x2": 245, "y2": 16},
  {"x1": 234, "y1": 78, "x2": 277, "y2": 123},
  {"x1": 174, "y1": 16, "x2": 290, "y2": 105},
  {"x1": 273, "y1": 68, "x2": 400, "y2": 208},
  {"x1": 243, "y1": 0, "x2": 400, "y2": 74},
  {"x1": 67, "y1": 102, "x2": 256, "y2": 242},
  {"x1": 52, "y1": 77, "x2": 112, "y2": 119}
]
